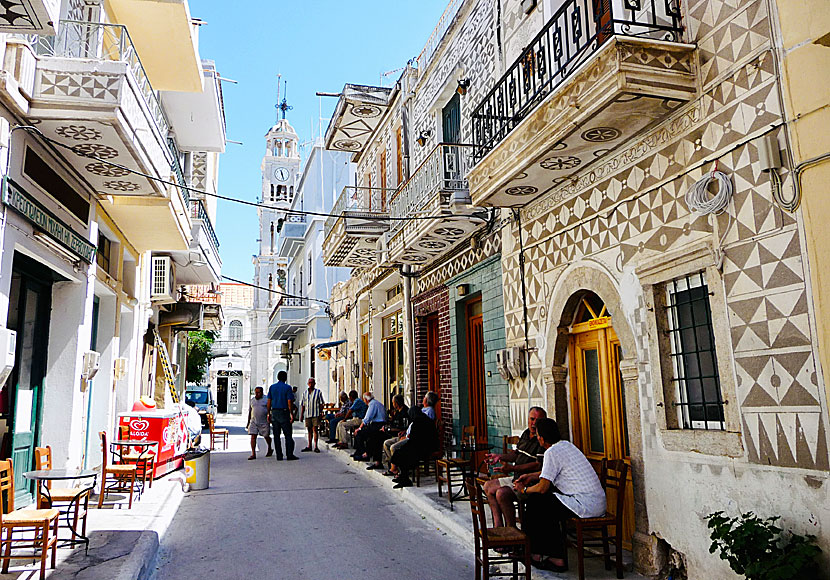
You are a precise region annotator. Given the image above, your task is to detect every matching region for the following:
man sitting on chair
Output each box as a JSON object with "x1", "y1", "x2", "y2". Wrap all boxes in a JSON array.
[{"x1": 482, "y1": 406, "x2": 546, "y2": 527}]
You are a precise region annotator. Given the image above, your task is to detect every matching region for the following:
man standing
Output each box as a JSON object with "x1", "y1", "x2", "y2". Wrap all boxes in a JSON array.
[
  {"x1": 482, "y1": 406, "x2": 546, "y2": 527},
  {"x1": 247, "y1": 386, "x2": 272, "y2": 460},
  {"x1": 299, "y1": 377, "x2": 325, "y2": 453},
  {"x1": 267, "y1": 371, "x2": 298, "y2": 461}
]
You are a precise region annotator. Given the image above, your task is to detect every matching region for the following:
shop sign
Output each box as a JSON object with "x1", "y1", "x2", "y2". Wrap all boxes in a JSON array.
[{"x1": 2, "y1": 178, "x2": 96, "y2": 263}]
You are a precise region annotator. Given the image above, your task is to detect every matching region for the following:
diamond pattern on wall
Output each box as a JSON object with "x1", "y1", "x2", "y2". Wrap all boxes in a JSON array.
[{"x1": 39, "y1": 71, "x2": 120, "y2": 102}]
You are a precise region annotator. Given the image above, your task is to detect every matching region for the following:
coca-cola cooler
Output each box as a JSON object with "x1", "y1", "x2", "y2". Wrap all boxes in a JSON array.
[{"x1": 117, "y1": 410, "x2": 188, "y2": 477}]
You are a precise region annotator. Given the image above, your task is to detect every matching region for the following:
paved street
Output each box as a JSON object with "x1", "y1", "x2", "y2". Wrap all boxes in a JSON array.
[{"x1": 154, "y1": 416, "x2": 473, "y2": 580}]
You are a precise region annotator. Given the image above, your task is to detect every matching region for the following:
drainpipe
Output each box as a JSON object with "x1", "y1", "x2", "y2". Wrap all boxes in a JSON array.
[
  {"x1": 402, "y1": 265, "x2": 416, "y2": 405},
  {"x1": 514, "y1": 210, "x2": 533, "y2": 410}
]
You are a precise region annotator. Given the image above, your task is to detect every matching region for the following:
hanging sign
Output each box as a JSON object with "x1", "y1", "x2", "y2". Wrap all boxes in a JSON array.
[{"x1": 2, "y1": 178, "x2": 96, "y2": 263}]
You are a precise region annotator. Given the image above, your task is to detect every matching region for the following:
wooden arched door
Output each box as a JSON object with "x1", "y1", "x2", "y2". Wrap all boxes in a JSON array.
[{"x1": 567, "y1": 292, "x2": 634, "y2": 547}]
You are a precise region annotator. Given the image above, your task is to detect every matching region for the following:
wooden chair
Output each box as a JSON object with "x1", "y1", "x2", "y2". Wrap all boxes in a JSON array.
[
  {"x1": 115, "y1": 425, "x2": 157, "y2": 491},
  {"x1": 567, "y1": 458, "x2": 630, "y2": 580},
  {"x1": 97, "y1": 431, "x2": 138, "y2": 509},
  {"x1": 0, "y1": 459, "x2": 60, "y2": 580},
  {"x1": 436, "y1": 425, "x2": 475, "y2": 508},
  {"x1": 502, "y1": 435, "x2": 520, "y2": 455},
  {"x1": 34, "y1": 446, "x2": 90, "y2": 541},
  {"x1": 467, "y1": 477, "x2": 530, "y2": 580},
  {"x1": 206, "y1": 414, "x2": 228, "y2": 450},
  {"x1": 414, "y1": 419, "x2": 443, "y2": 487}
]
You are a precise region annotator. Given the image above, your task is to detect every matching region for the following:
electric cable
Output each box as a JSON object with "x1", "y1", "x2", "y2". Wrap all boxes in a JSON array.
[
  {"x1": 220, "y1": 275, "x2": 329, "y2": 305},
  {"x1": 13, "y1": 125, "x2": 481, "y2": 222},
  {"x1": 683, "y1": 166, "x2": 734, "y2": 268}
]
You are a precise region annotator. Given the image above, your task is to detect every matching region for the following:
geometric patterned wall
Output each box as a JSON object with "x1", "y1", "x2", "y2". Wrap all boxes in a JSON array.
[{"x1": 500, "y1": 0, "x2": 829, "y2": 470}]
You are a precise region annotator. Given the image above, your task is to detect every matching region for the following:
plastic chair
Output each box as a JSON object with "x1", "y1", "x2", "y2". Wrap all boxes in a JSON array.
[{"x1": 0, "y1": 459, "x2": 59, "y2": 579}]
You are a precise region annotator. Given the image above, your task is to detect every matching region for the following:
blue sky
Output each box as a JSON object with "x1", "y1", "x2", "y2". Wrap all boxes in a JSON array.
[{"x1": 194, "y1": 1, "x2": 451, "y2": 282}]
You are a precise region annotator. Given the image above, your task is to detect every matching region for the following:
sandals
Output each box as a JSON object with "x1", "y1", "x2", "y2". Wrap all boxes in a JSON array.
[
  {"x1": 531, "y1": 556, "x2": 567, "y2": 573},
  {"x1": 247, "y1": 455, "x2": 256, "y2": 460}
]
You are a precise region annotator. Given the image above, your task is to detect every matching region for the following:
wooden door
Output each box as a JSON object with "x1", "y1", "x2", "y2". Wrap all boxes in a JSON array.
[
  {"x1": 380, "y1": 150, "x2": 387, "y2": 193},
  {"x1": 442, "y1": 93, "x2": 461, "y2": 144},
  {"x1": 217, "y1": 377, "x2": 228, "y2": 414},
  {"x1": 360, "y1": 333, "x2": 370, "y2": 393},
  {"x1": 6, "y1": 262, "x2": 51, "y2": 506},
  {"x1": 466, "y1": 299, "x2": 486, "y2": 466},
  {"x1": 568, "y1": 295, "x2": 634, "y2": 548},
  {"x1": 426, "y1": 314, "x2": 441, "y2": 421}
]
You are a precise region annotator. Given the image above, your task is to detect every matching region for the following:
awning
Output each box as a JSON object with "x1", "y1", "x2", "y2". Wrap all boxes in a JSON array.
[{"x1": 314, "y1": 339, "x2": 347, "y2": 350}]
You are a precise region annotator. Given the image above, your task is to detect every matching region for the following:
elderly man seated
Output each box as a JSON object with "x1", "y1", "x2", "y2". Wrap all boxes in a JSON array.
[
  {"x1": 351, "y1": 392, "x2": 387, "y2": 460},
  {"x1": 513, "y1": 417, "x2": 606, "y2": 572},
  {"x1": 326, "y1": 392, "x2": 351, "y2": 444},
  {"x1": 482, "y1": 406, "x2": 546, "y2": 527},
  {"x1": 334, "y1": 391, "x2": 369, "y2": 449},
  {"x1": 381, "y1": 391, "x2": 438, "y2": 476},
  {"x1": 365, "y1": 394, "x2": 408, "y2": 470}
]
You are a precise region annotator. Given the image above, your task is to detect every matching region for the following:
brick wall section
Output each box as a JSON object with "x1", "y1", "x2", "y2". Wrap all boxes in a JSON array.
[{"x1": 412, "y1": 285, "x2": 453, "y2": 448}]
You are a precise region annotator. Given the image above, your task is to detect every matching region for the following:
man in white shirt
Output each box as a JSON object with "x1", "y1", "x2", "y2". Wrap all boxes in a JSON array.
[
  {"x1": 299, "y1": 377, "x2": 325, "y2": 453},
  {"x1": 513, "y1": 417, "x2": 605, "y2": 572},
  {"x1": 247, "y1": 386, "x2": 272, "y2": 460}
]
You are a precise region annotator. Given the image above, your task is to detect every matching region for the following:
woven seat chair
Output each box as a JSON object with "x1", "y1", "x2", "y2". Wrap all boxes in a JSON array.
[
  {"x1": 98, "y1": 431, "x2": 138, "y2": 509},
  {"x1": 467, "y1": 477, "x2": 530, "y2": 580},
  {"x1": 206, "y1": 414, "x2": 228, "y2": 450},
  {"x1": 0, "y1": 459, "x2": 60, "y2": 580},
  {"x1": 34, "y1": 446, "x2": 90, "y2": 541}
]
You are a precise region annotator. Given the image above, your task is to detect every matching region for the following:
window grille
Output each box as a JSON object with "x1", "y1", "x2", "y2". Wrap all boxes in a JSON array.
[{"x1": 664, "y1": 271, "x2": 725, "y2": 430}]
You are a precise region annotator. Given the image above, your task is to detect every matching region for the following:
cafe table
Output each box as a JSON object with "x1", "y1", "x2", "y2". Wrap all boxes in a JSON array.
[
  {"x1": 23, "y1": 469, "x2": 97, "y2": 553},
  {"x1": 445, "y1": 442, "x2": 494, "y2": 506}
]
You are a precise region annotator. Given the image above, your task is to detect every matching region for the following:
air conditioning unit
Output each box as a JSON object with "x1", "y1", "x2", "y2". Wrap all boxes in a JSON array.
[
  {"x1": 151, "y1": 256, "x2": 176, "y2": 304},
  {"x1": 496, "y1": 346, "x2": 526, "y2": 380}
]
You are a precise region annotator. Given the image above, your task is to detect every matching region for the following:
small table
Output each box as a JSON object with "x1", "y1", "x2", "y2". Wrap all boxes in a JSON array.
[
  {"x1": 445, "y1": 442, "x2": 494, "y2": 507},
  {"x1": 110, "y1": 439, "x2": 159, "y2": 482},
  {"x1": 23, "y1": 469, "x2": 98, "y2": 553}
]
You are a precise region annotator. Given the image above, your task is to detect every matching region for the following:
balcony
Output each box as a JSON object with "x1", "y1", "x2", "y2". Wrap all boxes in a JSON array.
[
  {"x1": 467, "y1": 0, "x2": 696, "y2": 208},
  {"x1": 268, "y1": 297, "x2": 309, "y2": 341},
  {"x1": 386, "y1": 143, "x2": 485, "y2": 267},
  {"x1": 322, "y1": 186, "x2": 390, "y2": 268},
  {"x1": 30, "y1": 21, "x2": 174, "y2": 198},
  {"x1": 277, "y1": 214, "x2": 307, "y2": 258},
  {"x1": 324, "y1": 84, "x2": 393, "y2": 157},
  {"x1": 182, "y1": 198, "x2": 221, "y2": 284},
  {"x1": 211, "y1": 340, "x2": 251, "y2": 357}
]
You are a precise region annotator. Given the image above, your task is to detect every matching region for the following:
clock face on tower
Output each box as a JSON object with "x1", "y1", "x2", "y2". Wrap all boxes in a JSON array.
[{"x1": 274, "y1": 168, "x2": 290, "y2": 182}]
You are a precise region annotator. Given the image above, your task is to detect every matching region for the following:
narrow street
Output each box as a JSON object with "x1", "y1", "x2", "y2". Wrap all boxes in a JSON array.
[{"x1": 154, "y1": 416, "x2": 473, "y2": 580}]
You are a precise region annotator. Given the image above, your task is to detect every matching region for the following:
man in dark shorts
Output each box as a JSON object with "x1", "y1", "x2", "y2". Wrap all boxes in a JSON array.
[{"x1": 482, "y1": 406, "x2": 546, "y2": 527}]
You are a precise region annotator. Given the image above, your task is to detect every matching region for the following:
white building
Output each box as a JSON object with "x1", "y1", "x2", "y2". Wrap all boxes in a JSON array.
[
  {"x1": 208, "y1": 283, "x2": 254, "y2": 416},
  {"x1": 268, "y1": 141, "x2": 352, "y2": 399}
]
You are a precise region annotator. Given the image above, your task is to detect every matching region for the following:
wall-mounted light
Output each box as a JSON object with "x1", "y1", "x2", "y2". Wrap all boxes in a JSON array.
[
  {"x1": 456, "y1": 283, "x2": 470, "y2": 297},
  {"x1": 457, "y1": 78, "x2": 470, "y2": 96},
  {"x1": 416, "y1": 129, "x2": 432, "y2": 147}
]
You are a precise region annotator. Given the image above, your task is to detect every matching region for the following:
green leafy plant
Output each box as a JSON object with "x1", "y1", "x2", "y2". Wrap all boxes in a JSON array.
[
  {"x1": 185, "y1": 330, "x2": 217, "y2": 384},
  {"x1": 706, "y1": 511, "x2": 821, "y2": 580}
]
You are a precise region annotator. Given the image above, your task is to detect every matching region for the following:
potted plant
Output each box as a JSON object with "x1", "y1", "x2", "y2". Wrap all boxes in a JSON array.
[{"x1": 705, "y1": 511, "x2": 822, "y2": 579}]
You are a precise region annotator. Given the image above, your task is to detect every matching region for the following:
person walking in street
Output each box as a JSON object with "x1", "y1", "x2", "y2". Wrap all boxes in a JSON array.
[
  {"x1": 299, "y1": 377, "x2": 325, "y2": 453},
  {"x1": 247, "y1": 386, "x2": 272, "y2": 460},
  {"x1": 267, "y1": 371, "x2": 298, "y2": 461}
]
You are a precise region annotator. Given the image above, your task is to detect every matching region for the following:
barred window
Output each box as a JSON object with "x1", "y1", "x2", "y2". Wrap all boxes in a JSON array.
[{"x1": 664, "y1": 272, "x2": 725, "y2": 430}]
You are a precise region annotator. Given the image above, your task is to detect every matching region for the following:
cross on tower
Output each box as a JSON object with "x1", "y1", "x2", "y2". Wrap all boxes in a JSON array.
[{"x1": 275, "y1": 77, "x2": 293, "y2": 120}]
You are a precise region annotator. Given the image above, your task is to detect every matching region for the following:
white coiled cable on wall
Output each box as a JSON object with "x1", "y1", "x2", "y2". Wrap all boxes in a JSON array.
[{"x1": 684, "y1": 169, "x2": 734, "y2": 269}]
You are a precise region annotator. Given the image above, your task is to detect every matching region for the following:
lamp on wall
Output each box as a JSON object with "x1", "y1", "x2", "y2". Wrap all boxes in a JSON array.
[
  {"x1": 456, "y1": 283, "x2": 470, "y2": 297},
  {"x1": 416, "y1": 129, "x2": 432, "y2": 147},
  {"x1": 457, "y1": 78, "x2": 470, "y2": 96}
]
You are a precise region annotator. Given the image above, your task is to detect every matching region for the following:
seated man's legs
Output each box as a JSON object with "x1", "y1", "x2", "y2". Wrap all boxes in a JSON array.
[
  {"x1": 382, "y1": 436, "x2": 398, "y2": 468},
  {"x1": 523, "y1": 492, "x2": 575, "y2": 564},
  {"x1": 337, "y1": 417, "x2": 361, "y2": 447},
  {"x1": 328, "y1": 416, "x2": 343, "y2": 442}
]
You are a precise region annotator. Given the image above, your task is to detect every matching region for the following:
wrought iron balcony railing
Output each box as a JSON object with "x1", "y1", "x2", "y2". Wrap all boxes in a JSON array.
[
  {"x1": 388, "y1": 143, "x2": 473, "y2": 236},
  {"x1": 190, "y1": 199, "x2": 220, "y2": 256},
  {"x1": 284, "y1": 213, "x2": 306, "y2": 224},
  {"x1": 324, "y1": 186, "x2": 390, "y2": 240},
  {"x1": 168, "y1": 137, "x2": 189, "y2": 205},
  {"x1": 472, "y1": 0, "x2": 682, "y2": 160},
  {"x1": 279, "y1": 297, "x2": 309, "y2": 307},
  {"x1": 33, "y1": 20, "x2": 171, "y2": 141}
]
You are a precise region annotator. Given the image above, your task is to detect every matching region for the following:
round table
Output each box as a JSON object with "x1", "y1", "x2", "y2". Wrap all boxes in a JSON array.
[
  {"x1": 446, "y1": 443, "x2": 494, "y2": 505},
  {"x1": 23, "y1": 469, "x2": 98, "y2": 552}
]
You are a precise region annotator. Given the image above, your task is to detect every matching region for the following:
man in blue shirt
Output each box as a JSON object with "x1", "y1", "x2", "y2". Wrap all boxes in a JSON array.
[
  {"x1": 267, "y1": 370, "x2": 298, "y2": 461},
  {"x1": 334, "y1": 390, "x2": 368, "y2": 449},
  {"x1": 352, "y1": 392, "x2": 387, "y2": 460}
]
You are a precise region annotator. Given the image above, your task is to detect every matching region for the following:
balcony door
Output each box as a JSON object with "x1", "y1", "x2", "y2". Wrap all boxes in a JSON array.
[
  {"x1": 442, "y1": 93, "x2": 461, "y2": 144},
  {"x1": 426, "y1": 314, "x2": 441, "y2": 423}
]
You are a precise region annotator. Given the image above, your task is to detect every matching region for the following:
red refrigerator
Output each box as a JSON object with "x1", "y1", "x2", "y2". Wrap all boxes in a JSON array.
[{"x1": 118, "y1": 410, "x2": 188, "y2": 477}]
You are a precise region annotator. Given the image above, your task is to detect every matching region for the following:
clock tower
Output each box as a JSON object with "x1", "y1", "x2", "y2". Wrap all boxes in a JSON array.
[{"x1": 251, "y1": 115, "x2": 301, "y2": 390}]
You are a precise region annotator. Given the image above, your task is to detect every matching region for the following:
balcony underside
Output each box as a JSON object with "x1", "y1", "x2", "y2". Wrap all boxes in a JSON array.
[
  {"x1": 324, "y1": 84, "x2": 393, "y2": 157},
  {"x1": 277, "y1": 222, "x2": 306, "y2": 258},
  {"x1": 268, "y1": 309, "x2": 308, "y2": 340},
  {"x1": 102, "y1": 195, "x2": 189, "y2": 252},
  {"x1": 323, "y1": 213, "x2": 388, "y2": 268},
  {"x1": 29, "y1": 58, "x2": 171, "y2": 198},
  {"x1": 469, "y1": 37, "x2": 696, "y2": 208},
  {"x1": 387, "y1": 197, "x2": 484, "y2": 267}
]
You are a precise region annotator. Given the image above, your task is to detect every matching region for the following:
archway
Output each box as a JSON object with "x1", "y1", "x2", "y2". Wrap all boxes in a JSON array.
[{"x1": 541, "y1": 263, "x2": 651, "y2": 565}]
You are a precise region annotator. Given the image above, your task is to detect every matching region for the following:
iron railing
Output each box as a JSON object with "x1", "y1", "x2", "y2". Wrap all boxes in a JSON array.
[
  {"x1": 284, "y1": 213, "x2": 306, "y2": 224},
  {"x1": 33, "y1": 20, "x2": 171, "y2": 142},
  {"x1": 190, "y1": 199, "x2": 220, "y2": 256},
  {"x1": 279, "y1": 297, "x2": 309, "y2": 308},
  {"x1": 471, "y1": 0, "x2": 682, "y2": 159},
  {"x1": 416, "y1": 0, "x2": 465, "y2": 72},
  {"x1": 168, "y1": 137, "x2": 189, "y2": 205},
  {"x1": 324, "y1": 186, "x2": 391, "y2": 240},
  {"x1": 388, "y1": 143, "x2": 473, "y2": 236}
]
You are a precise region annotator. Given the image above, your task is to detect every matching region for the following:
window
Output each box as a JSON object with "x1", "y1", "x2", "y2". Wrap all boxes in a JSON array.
[
  {"x1": 380, "y1": 150, "x2": 387, "y2": 191},
  {"x1": 96, "y1": 232, "x2": 112, "y2": 274},
  {"x1": 228, "y1": 320, "x2": 243, "y2": 341},
  {"x1": 386, "y1": 284, "x2": 402, "y2": 301},
  {"x1": 664, "y1": 271, "x2": 724, "y2": 430},
  {"x1": 307, "y1": 254, "x2": 312, "y2": 286}
]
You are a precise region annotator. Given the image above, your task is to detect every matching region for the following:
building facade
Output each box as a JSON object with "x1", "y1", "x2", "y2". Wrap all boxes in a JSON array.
[
  {"x1": 208, "y1": 283, "x2": 254, "y2": 417},
  {"x1": 268, "y1": 141, "x2": 352, "y2": 399},
  {"x1": 0, "y1": 0, "x2": 225, "y2": 503},
  {"x1": 324, "y1": 0, "x2": 830, "y2": 577}
]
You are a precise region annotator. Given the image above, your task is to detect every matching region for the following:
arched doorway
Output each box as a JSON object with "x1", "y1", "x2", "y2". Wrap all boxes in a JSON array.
[{"x1": 567, "y1": 291, "x2": 634, "y2": 547}]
